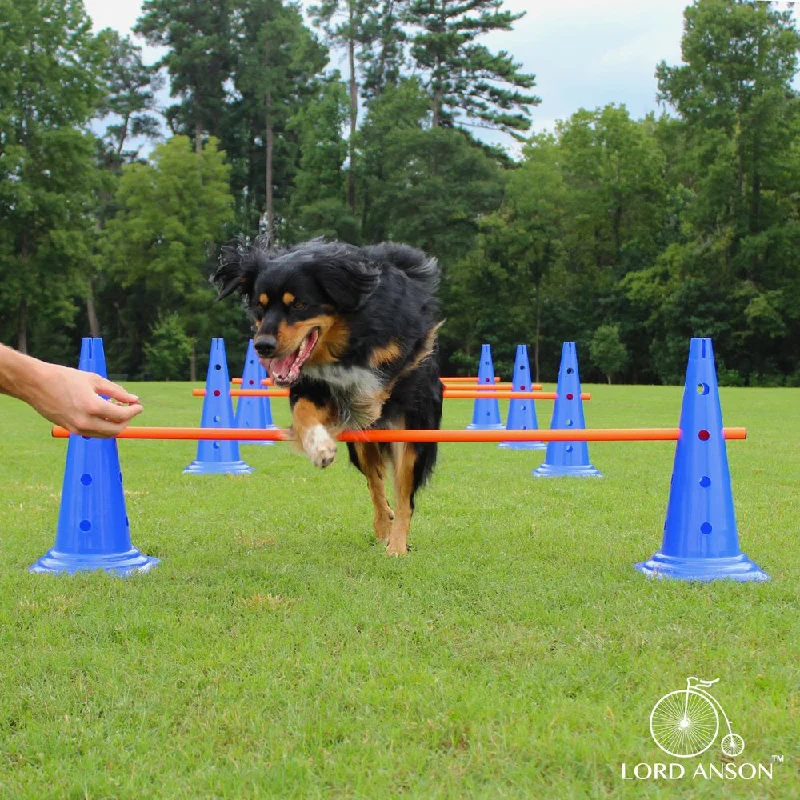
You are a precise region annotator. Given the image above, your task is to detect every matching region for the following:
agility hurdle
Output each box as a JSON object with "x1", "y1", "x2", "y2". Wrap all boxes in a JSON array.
[
  {"x1": 52, "y1": 426, "x2": 747, "y2": 442},
  {"x1": 231, "y1": 378, "x2": 542, "y2": 390},
  {"x1": 192, "y1": 388, "x2": 589, "y2": 400},
  {"x1": 34, "y1": 335, "x2": 768, "y2": 584}
]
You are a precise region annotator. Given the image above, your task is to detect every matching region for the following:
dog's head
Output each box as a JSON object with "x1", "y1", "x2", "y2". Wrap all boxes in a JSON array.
[{"x1": 213, "y1": 238, "x2": 380, "y2": 386}]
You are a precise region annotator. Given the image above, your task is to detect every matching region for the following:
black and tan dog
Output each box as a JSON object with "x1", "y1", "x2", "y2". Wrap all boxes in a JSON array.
[{"x1": 213, "y1": 238, "x2": 443, "y2": 555}]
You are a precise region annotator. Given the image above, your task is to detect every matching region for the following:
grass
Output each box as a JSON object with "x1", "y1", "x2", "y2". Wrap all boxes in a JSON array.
[{"x1": 0, "y1": 380, "x2": 798, "y2": 798}]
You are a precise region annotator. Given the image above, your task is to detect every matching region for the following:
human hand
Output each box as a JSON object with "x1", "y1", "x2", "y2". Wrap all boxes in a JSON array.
[{"x1": 26, "y1": 362, "x2": 143, "y2": 437}]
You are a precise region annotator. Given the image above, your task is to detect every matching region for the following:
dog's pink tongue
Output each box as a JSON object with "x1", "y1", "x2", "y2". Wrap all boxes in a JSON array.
[{"x1": 265, "y1": 354, "x2": 296, "y2": 381}]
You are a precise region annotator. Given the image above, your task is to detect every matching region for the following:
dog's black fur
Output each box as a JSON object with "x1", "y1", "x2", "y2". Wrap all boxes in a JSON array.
[{"x1": 213, "y1": 237, "x2": 444, "y2": 552}]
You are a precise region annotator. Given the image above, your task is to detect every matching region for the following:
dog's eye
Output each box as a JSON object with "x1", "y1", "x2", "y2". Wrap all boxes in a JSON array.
[{"x1": 291, "y1": 300, "x2": 307, "y2": 311}]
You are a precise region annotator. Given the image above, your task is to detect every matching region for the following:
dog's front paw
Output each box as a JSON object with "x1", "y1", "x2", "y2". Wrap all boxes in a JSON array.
[{"x1": 303, "y1": 425, "x2": 337, "y2": 468}]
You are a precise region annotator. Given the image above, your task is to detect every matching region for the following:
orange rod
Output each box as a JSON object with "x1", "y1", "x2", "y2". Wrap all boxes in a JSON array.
[
  {"x1": 193, "y1": 388, "x2": 587, "y2": 400},
  {"x1": 51, "y1": 426, "x2": 747, "y2": 442},
  {"x1": 230, "y1": 377, "x2": 527, "y2": 388}
]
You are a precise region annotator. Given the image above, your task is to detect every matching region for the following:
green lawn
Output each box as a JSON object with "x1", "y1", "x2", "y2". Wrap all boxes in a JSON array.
[{"x1": 0, "y1": 382, "x2": 798, "y2": 798}]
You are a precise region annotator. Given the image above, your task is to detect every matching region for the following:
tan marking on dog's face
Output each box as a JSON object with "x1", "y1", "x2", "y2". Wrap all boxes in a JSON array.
[
  {"x1": 282, "y1": 291, "x2": 295, "y2": 306},
  {"x1": 368, "y1": 340, "x2": 402, "y2": 369},
  {"x1": 307, "y1": 316, "x2": 351, "y2": 366},
  {"x1": 273, "y1": 314, "x2": 349, "y2": 363},
  {"x1": 259, "y1": 293, "x2": 268, "y2": 306}
]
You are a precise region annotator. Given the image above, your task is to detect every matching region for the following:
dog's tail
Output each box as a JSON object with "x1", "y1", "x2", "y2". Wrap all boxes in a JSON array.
[{"x1": 366, "y1": 243, "x2": 440, "y2": 292}]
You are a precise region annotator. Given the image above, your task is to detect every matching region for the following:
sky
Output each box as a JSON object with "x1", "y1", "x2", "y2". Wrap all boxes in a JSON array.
[{"x1": 83, "y1": 0, "x2": 797, "y2": 153}]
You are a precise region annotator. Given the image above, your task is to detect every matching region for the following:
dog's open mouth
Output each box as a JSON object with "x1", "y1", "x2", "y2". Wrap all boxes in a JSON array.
[{"x1": 261, "y1": 328, "x2": 319, "y2": 387}]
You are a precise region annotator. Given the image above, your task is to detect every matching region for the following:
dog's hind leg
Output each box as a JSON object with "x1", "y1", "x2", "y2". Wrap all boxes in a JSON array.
[
  {"x1": 387, "y1": 441, "x2": 418, "y2": 556},
  {"x1": 348, "y1": 443, "x2": 393, "y2": 542}
]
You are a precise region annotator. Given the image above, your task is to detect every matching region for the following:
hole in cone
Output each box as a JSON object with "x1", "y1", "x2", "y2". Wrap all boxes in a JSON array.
[
  {"x1": 566, "y1": 445, "x2": 573, "y2": 453},
  {"x1": 697, "y1": 382, "x2": 709, "y2": 395},
  {"x1": 215, "y1": 364, "x2": 222, "y2": 370},
  {"x1": 79, "y1": 520, "x2": 91, "y2": 532},
  {"x1": 566, "y1": 419, "x2": 574, "y2": 427},
  {"x1": 80, "y1": 474, "x2": 92, "y2": 486},
  {"x1": 213, "y1": 415, "x2": 221, "y2": 423},
  {"x1": 566, "y1": 393, "x2": 574, "y2": 400},
  {"x1": 701, "y1": 522, "x2": 712, "y2": 535},
  {"x1": 213, "y1": 390, "x2": 221, "y2": 397},
  {"x1": 698, "y1": 429, "x2": 710, "y2": 440},
  {"x1": 567, "y1": 368, "x2": 574, "y2": 374},
  {"x1": 700, "y1": 476, "x2": 711, "y2": 488}
]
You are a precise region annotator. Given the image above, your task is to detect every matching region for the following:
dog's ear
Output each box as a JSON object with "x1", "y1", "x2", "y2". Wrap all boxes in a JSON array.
[
  {"x1": 313, "y1": 250, "x2": 381, "y2": 312},
  {"x1": 212, "y1": 240, "x2": 259, "y2": 302}
]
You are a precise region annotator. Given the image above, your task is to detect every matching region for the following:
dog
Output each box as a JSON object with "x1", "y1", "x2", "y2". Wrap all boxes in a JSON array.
[{"x1": 212, "y1": 237, "x2": 444, "y2": 555}]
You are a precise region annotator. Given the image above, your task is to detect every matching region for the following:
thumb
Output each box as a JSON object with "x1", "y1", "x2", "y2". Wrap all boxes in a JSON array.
[{"x1": 94, "y1": 376, "x2": 140, "y2": 405}]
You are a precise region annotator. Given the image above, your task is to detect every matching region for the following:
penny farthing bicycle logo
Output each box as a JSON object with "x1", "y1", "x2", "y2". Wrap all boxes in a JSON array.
[{"x1": 650, "y1": 677, "x2": 745, "y2": 759}]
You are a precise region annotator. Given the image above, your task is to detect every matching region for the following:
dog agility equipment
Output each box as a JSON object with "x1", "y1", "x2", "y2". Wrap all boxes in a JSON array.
[
  {"x1": 534, "y1": 342, "x2": 601, "y2": 477},
  {"x1": 184, "y1": 339, "x2": 253, "y2": 475},
  {"x1": 235, "y1": 339, "x2": 277, "y2": 445},
  {"x1": 635, "y1": 338, "x2": 768, "y2": 582},
  {"x1": 466, "y1": 344, "x2": 504, "y2": 430},
  {"x1": 500, "y1": 345, "x2": 545, "y2": 451},
  {"x1": 53, "y1": 426, "x2": 747, "y2": 443},
  {"x1": 194, "y1": 388, "x2": 586, "y2": 400},
  {"x1": 31, "y1": 338, "x2": 158, "y2": 576}
]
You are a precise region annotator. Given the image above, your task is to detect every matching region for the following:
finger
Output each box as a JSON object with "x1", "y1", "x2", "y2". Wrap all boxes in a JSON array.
[
  {"x1": 91, "y1": 398, "x2": 142, "y2": 424},
  {"x1": 76, "y1": 415, "x2": 129, "y2": 438},
  {"x1": 93, "y1": 377, "x2": 140, "y2": 404}
]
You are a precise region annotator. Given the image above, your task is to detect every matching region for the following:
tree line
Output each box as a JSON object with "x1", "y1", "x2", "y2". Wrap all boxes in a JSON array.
[{"x1": 1, "y1": 0, "x2": 798, "y2": 385}]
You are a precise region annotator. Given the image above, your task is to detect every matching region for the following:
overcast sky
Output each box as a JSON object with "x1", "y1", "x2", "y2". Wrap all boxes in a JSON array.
[{"x1": 83, "y1": 0, "x2": 797, "y2": 152}]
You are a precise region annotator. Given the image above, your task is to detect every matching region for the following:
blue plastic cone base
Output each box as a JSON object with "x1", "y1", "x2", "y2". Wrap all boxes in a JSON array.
[
  {"x1": 635, "y1": 552, "x2": 769, "y2": 582},
  {"x1": 187, "y1": 338, "x2": 253, "y2": 474},
  {"x1": 31, "y1": 337, "x2": 158, "y2": 577},
  {"x1": 183, "y1": 459, "x2": 254, "y2": 475},
  {"x1": 636, "y1": 337, "x2": 768, "y2": 582},
  {"x1": 466, "y1": 344, "x2": 503, "y2": 430},
  {"x1": 498, "y1": 440, "x2": 547, "y2": 451},
  {"x1": 466, "y1": 421, "x2": 506, "y2": 431},
  {"x1": 532, "y1": 461, "x2": 601, "y2": 477},
  {"x1": 30, "y1": 549, "x2": 159, "y2": 576}
]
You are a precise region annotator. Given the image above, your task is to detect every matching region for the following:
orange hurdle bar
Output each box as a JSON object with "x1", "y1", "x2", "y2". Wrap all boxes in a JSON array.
[
  {"x1": 193, "y1": 388, "x2": 587, "y2": 400},
  {"x1": 52, "y1": 426, "x2": 747, "y2": 442},
  {"x1": 229, "y1": 377, "x2": 542, "y2": 389}
]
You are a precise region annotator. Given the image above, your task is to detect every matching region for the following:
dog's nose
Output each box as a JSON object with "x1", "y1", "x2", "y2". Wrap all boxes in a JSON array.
[{"x1": 254, "y1": 335, "x2": 278, "y2": 357}]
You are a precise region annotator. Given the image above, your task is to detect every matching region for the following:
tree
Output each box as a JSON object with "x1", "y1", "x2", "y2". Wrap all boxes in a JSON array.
[
  {"x1": 230, "y1": 0, "x2": 328, "y2": 236},
  {"x1": 143, "y1": 314, "x2": 193, "y2": 380},
  {"x1": 135, "y1": 0, "x2": 234, "y2": 152},
  {"x1": 0, "y1": 0, "x2": 107, "y2": 353},
  {"x1": 405, "y1": 0, "x2": 539, "y2": 137},
  {"x1": 590, "y1": 325, "x2": 628, "y2": 384},
  {"x1": 650, "y1": 0, "x2": 800, "y2": 383},
  {"x1": 103, "y1": 136, "x2": 234, "y2": 374}
]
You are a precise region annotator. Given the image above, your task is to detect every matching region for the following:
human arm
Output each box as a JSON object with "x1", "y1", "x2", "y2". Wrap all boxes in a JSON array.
[{"x1": 0, "y1": 344, "x2": 142, "y2": 437}]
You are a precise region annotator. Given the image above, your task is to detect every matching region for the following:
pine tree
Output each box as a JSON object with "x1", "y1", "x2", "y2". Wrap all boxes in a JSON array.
[{"x1": 404, "y1": 0, "x2": 539, "y2": 138}]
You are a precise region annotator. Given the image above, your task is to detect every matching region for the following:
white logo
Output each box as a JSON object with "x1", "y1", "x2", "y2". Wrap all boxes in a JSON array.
[{"x1": 650, "y1": 677, "x2": 744, "y2": 759}]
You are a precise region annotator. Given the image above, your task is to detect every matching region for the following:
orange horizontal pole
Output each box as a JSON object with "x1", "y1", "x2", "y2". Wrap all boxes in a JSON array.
[
  {"x1": 230, "y1": 377, "x2": 535, "y2": 389},
  {"x1": 51, "y1": 426, "x2": 747, "y2": 443},
  {"x1": 193, "y1": 388, "x2": 587, "y2": 400}
]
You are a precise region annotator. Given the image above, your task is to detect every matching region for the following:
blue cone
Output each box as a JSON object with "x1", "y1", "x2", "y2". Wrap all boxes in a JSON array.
[
  {"x1": 30, "y1": 338, "x2": 159, "y2": 575},
  {"x1": 184, "y1": 338, "x2": 253, "y2": 475},
  {"x1": 466, "y1": 344, "x2": 503, "y2": 430},
  {"x1": 236, "y1": 339, "x2": 278, "y2": 445},
  {"x1": 533, "y1": 342, "x2": 601, "y2": 477},
  {"x1": 636, "y1": 338, "x2": 768, "y2": 582},
  {"x1": 499, "y1": 344, "x2": 545, "y2": 450}
]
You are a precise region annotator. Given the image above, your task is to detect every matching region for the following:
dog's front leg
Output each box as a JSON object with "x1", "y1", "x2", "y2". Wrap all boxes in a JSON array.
[{"x1": 292, "y1": 397, "x2": 337, "y2": 468}]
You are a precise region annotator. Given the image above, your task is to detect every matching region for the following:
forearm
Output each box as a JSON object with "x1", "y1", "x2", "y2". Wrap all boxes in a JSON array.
[{"x1": 0, "y1": 344, "x2": 49, "y2": 405}]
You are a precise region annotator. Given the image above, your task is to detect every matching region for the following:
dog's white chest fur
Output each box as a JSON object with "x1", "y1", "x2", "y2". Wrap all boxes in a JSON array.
[{"x1": 303, "y1": 364, "x2": 385, "y2": 427}]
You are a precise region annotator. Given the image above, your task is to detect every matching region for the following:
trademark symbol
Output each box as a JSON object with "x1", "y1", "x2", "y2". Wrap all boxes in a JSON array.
[{"x1": 771, "y1": 754, "x2": 784, "y2": 763}]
